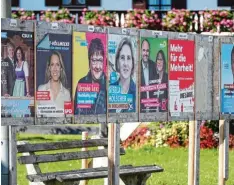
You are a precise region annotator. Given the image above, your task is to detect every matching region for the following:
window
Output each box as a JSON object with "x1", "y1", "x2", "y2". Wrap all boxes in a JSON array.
[
  {"x1": 148, "y1": 0, "x2": 171, "y2": 10},
  {"x1": 12, "y1": 0, "x2": 19, "y2": 7},
  {"x1": 45, "y1": 0, "x2": 100, "y2": 7},
  {"x1": 217, "y1": 0, "x2": 234, "y2": 6}
]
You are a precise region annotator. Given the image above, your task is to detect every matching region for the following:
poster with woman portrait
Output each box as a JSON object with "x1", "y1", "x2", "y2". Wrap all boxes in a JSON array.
[
  {"x1": 1, "y1": 28, "x2": 34, "y2": 119},
  {"x1": 73, "y1": 28, "x2": 107, "y2": 123},
  {"x1": 108, "y1": 28, "x2": 138, "y2": 122},
  {"x1": 221, "y1": 43, "x2": 234, "y2": 114},
  {"x1": 36, "y1": 33, "x2": 72, "y2": 118},
  {"x1": 140, "y1": 37, "x2": 168, "y2": 113}
]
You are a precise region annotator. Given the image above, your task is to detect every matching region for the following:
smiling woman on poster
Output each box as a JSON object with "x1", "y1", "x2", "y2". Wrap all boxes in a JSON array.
[
  {"x1": 38, "y1": 51, "x2": 71, "y2": 110},
  {"x1": 111, "y1": 37, "x2": 136, "y2": 113},
  {"x1": 155, "y1": 50, "x2": 168, "y2": 112},
  {"x1": 13, "y1": 46, "x2": 30, "y2": 97}
]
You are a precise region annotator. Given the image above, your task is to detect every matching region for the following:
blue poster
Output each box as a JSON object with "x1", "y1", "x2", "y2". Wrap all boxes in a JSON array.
[{"x1": 221, "y1": 43, "x2": 234, "y2": 113}]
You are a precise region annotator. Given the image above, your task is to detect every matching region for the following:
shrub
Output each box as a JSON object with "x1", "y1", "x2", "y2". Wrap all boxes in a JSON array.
[
  {"x1": 121, "y1": 125, "x2": 151, "y2": 149},
  {"x1": 162, "y1": 9, "x2": 194, "y2": 32},
  {"x1": 40, "y1": 8, "x2": 75, "y2": 23},
  {"x1": 80, "y1": 9, "x2": 116, "y2": 27},
  {"x1": 230, "y1": 134, "x2": 234, "y2": 149},
  {"x1": 199, "y1": 10, "x2": 234, "y2": 32},
  {"x1": 124, "y1": 9, "x2": 161, "y2": 29},
  {"x1": 12, "y1": 8, "x2": 36, "y2": 20},
  {"x1": 200, "y1": 125, "x2": 218, "y2": 149}
]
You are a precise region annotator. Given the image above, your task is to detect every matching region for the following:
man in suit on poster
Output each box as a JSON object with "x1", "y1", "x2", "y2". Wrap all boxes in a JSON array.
[
  {"x1": 140, "y1": 39, "x2": 157, "y2": 113},
  {"x1": 2, "y1": 42, "x2": 16, "y2": 96}
]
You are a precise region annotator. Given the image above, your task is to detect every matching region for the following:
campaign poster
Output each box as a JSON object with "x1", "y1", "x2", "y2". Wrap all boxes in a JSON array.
[
  {"x1": 73, "y1": 32, "x2": 107, "y2": 115},
  {"x1": 140, "y1": 37, "x2": 168, "y2": 113},
  {"x1": 108, "y1": 34, "x2": 138, "y2": 113},
  {"x1": 221, "y1": 44, "x2": 234, "y2": 113},
  {"x1": 1, "y1": 30, "x2": 34, "y2": 117},
  {"x1": 36, "y1": 33, "x2": 72, "y2": 117},
  {"x1": 169, "y1": 40, "x2": 195, "y2": 116}
]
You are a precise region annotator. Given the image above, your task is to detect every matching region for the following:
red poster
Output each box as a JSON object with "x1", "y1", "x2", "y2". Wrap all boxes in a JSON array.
[{"x1": 169, "y1": 40, "x2": 195, "y2": 115}]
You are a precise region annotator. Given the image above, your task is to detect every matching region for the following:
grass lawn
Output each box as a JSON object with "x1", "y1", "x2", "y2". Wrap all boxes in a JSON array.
[{"x1": 17, "y1": 134, "x2": 234, "y2": 185}]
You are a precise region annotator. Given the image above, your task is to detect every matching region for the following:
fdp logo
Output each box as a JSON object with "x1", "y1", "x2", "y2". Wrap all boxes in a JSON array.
[{"x1": 64, "y1": 102, "x2": 73, "y2": 115}]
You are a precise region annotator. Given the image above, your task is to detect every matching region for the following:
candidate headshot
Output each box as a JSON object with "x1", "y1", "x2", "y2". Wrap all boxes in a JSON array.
[
  {"x1": 2, "y1": 42, "x2": 16, "y2": 96},
  {"x1": 155, "y1": 50, "x2": 168, "y2": 84},
  {"x1": 140, "y1": 39, "x2": 157, "y2": 113},
  {"x1": 37, "y1": 51, "x2": 71, "y2": 110},
  {"x1": 111, "y1": 37, "x2": 136, "y2": 113},
  {"x1": 74, "y1": 38, "x2": 106, "y2": 115}
]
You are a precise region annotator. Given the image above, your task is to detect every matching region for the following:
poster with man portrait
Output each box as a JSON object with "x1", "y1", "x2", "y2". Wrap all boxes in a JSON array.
[
  {"x1": 169, "y1": 39, "x2": 195, "y2": 117},
  {"x1": 221, "y1": 43, "x2": 234, "y2": 114},
  {"x1": 36, "y1": 33, "x2": 72, "y2": 118},
  {"x1": 73, "y1": 31, "x2": 107, "y2": 122},
  {"x1": 1, "y1": 29, "x2": 34, "y2": 118},
  {"x1": 140, "y1": 37, "x2": 168, "y2": 113},
  {"x1": 108, "y1": 28, "x2": 138, "y2": 122}
]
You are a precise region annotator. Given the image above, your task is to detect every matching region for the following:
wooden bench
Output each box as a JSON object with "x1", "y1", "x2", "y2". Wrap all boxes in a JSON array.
[{"x1": 17, "y1": 138, "x2": 163, "y2": 185}]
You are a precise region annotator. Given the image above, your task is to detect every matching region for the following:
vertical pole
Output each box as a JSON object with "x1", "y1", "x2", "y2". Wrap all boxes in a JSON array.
[
  {"x1": 1, "y1": 1, "x2": 12, "y2": 185},
  {"x1": 224, "y1": 120, "x2": 229, "y2": 181},
  {"x1": 188, "y1": 120, "x2": 195, "y2": 185},
  {"x1": 9, "y1": 126, "x2": 17, "y2": 185},
  {"x1": 194, "y1": 120, "x2": 200, "y2": 185},
  {"x1": 219, "y1": 120, "x2": 225, "y2": 185},
  {"x1": 81, "y1": 131, "x2": 89, "y2": 185},
  {"x1": 108, "y1": 122, "x2": 120, "y2": 185},
  {"x1": 1, "y1": 0, "x2": 11, "y2": 18},
  {"x1": 1, "y1": 126, "x2": 9, "y2": 185}
]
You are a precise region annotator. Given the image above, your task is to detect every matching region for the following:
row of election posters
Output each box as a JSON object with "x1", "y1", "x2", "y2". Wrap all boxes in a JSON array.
[{"x1": 1, "y1": 27, "x2": 234, "y2": 119}]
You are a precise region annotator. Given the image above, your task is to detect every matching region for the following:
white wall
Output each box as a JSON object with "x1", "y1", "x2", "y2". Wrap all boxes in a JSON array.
[
  {"x1": 88, "y1": 0, "x2": 132, "y2": 10},
  {"x1": 187, "y1": 0, "x2": 231, "y2": 10}
]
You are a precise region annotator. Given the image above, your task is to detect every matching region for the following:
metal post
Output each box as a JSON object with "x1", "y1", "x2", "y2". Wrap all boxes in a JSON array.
[
  {"x1": 1, "y1": 0, "x2": 12, "y2": 18},
  {"x1": 1, "y1": 1, "x2": 12, "y2": 185},
  {"x1": 194, "y1": 120, "x2": 201, "y2": 185},
  {"x1": 1, "y1": 126, "x2": 9, "y2": 185}
]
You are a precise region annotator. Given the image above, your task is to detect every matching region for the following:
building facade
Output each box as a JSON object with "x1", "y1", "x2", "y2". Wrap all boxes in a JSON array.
[{"x1": 12, "y1": 0, "x2": 232, "y2": 11}]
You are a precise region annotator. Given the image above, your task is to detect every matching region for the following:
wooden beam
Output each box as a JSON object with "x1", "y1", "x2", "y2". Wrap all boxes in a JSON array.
[
  {"x1": 188, "y1": 120, "x2": 195, "y2": 185},
  {"x1": 18, "y1": 148, "x2": 125, "y2": 164},
  {"x1": 81, "y1": 132, "x2": 89, "y2": 185},
  {"x1": 108, "y1": 122, "x2": 120, "y2": 185},
  {"x1": 219, "y1": 120, "x2": 225, "y2": 185},
  {"x1": 17, "y1": 139, "x2": 108, "y2": 153}
]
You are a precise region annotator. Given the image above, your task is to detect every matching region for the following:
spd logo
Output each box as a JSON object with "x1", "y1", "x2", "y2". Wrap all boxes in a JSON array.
[{"x1": 64, "y1": 101, "x2": 73, "y2": 115}]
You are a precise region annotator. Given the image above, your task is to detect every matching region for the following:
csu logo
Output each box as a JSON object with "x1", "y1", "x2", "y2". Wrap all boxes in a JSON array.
[{"x1": 22, "y1": 34, "x2": 32, "y2": 38}]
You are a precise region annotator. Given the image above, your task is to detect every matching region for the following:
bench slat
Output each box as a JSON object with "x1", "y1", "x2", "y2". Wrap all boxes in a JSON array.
[
  {"x1": 17, "y1": 139, "x2": 108, "y2": 153},
  {"x1": 27, "y1": 165, "x2": 163, "y2": 182},
  {"x1": 18, "y1": 148, "x2": 125, "y2": 164}
]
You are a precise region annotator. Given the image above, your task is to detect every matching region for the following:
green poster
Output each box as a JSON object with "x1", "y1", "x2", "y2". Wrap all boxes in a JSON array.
[{"x1": 140, "y1": 37, "x2": 168, "y2": 113}]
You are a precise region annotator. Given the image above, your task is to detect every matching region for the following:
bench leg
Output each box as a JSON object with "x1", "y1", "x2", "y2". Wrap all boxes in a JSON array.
[{"x1": 120, "y1": 173, "x2": 151, "y2": 185}]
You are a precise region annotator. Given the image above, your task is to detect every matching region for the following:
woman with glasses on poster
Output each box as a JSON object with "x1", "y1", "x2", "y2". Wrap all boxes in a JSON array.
[
  {"x1": 38, "y1": 51, "x2": 71, "y2": 112},
  {"x1": 155, "y1": 50, "x2": 168, "y2": 112},
  {"x1": 110, "y1": 37, "x2": 136, "y2": 113},
  {"x1": 13, "y1": 46, "x2": 30, "y2": 97}
]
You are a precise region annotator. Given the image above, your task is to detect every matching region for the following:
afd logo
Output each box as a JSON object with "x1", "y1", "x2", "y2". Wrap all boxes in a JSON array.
[
  {"x1": 22, "y1": 33, "x2": 32, "y2": 38},
  {"x1": 1, "y1": 32, "x2": 7, "y2": 38}
]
